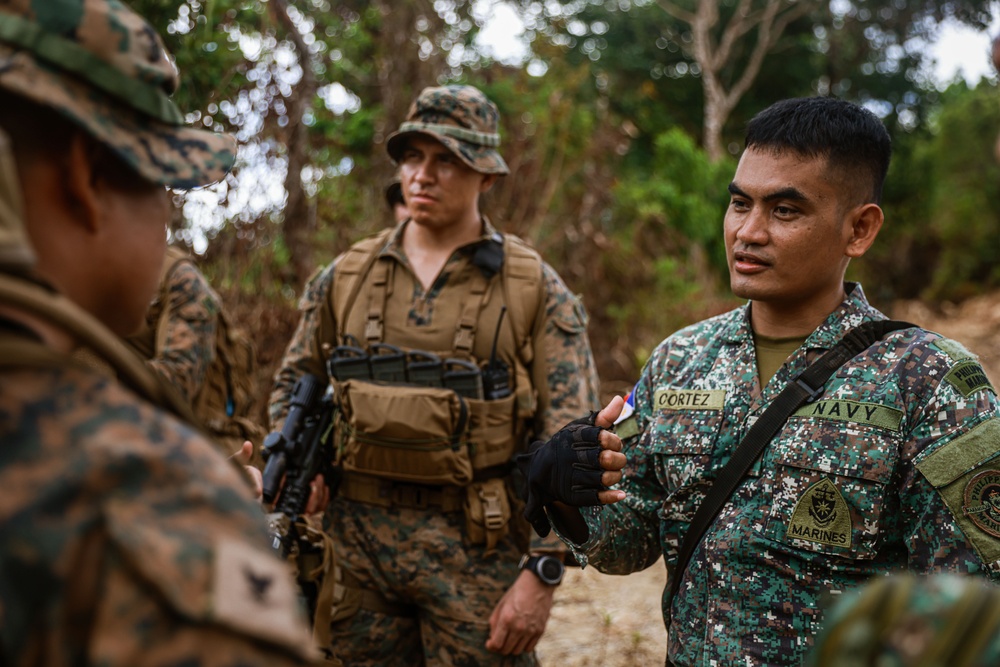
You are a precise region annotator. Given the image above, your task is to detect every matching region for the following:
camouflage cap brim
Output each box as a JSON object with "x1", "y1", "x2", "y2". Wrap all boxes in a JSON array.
[
  {"x1": 386, "y1": 127, "x2": 509, "y2": 176},
  {"x1": 0, "y1": 45, "x2": 235, "y2": 190}
]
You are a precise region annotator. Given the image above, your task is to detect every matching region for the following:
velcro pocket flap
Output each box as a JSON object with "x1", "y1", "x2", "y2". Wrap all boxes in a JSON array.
[{"x1": 337, "y1": 379, "x2": 473, "y2": 485}]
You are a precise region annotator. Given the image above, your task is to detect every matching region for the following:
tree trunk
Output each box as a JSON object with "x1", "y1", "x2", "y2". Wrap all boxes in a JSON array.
[
  {"x1": 270, "y1": 0, "x2": 319, "y2": 287},
  {"x1": 660, "y1": 0, "x2": 819, "y2": 161}
]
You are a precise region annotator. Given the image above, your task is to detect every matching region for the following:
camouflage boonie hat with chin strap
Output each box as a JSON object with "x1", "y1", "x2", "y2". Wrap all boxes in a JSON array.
[
  {"x1": 386, "y1": 84, "x2": 509, "y2": 175},
  {"x1": 0, "y1": 0, "x2": 236, "y2": 190}
]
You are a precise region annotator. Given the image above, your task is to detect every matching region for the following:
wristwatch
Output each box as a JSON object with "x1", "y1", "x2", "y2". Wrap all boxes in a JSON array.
[{"x1": 518, "y1": 554, "x2": 565, "y2": 586}]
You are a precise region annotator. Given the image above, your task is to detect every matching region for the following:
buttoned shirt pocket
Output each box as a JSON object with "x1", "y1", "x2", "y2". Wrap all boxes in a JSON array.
[
  {"x1": 649, "y1": 404, "x2": 726, "y2": 527},
  {"x1": 760, "y1": 415, "x2": 900, "y2": 561}
]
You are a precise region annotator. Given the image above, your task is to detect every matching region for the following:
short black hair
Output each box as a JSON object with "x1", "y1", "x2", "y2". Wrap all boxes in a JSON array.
[
  {"x1": 744, "y1": 97, "x2": 892, "y2": 205},
  {"x1": 385, "y1": 181, "x2": 405, "y2": 210}
]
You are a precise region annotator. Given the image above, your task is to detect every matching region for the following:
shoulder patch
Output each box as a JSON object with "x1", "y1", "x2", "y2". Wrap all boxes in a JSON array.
[
  {"x1": 963, "y1": 470, "x2": 1000, "y2": 538},
  {"x1": 916, "y1": 419, "x2": 1000, "y2": 488},
  {"x1": 654, "y1": 388, "x2": 725, "y2": 412},
  {"x1": 944, "y1": 361, "x2": 995, "y2": 398},
  {"x1": 932, "y1": 338, "x2": 977, "y2": 363},
  {"x1": 916, "y1": 419, "x2": 1000, "y2": 564}
]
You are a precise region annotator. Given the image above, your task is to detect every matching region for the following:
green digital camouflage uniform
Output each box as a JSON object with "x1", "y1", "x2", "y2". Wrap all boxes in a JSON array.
[
  {"x1": 0, "y1": 1, "x2": 316, "y2": 665},
  {"x1": 806, "y1": 574, "x2": 1000, "y2": 667},
  {"x1": 270, "y1": 218, "x2": 600, "y2": 666},
  {"x1": 128, "y1": 250, "x2": 222, "y2": 405},
  {"x1": 565, "y1": 284, "x2": 1000, "y2": 666}
]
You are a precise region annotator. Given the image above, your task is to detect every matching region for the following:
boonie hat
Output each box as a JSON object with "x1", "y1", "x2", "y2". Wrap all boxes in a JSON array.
[
  {"x1": 0, "y1": 0, "x2": 236, "y2": 190},
  {"x1": 0, "y1": 128, "x2": 32, "y2": 271},
  {"x1": 386, "y1": 85, "x2": 509, "y2": 175}
]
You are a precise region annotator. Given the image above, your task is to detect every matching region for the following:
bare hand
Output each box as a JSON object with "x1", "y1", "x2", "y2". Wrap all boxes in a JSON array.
[
  {"x1": 485, "y1": 570, "x2": 555, "y2": 655},
  {"x1": 305, "y1": 473, "x2": 330, "y2": 514},
  {"x1": 231, "y1": 440, "x2": 264, "y2": 500},
  {"x1": 593, "y1": 396, "x2": 627, "y2": 504}
]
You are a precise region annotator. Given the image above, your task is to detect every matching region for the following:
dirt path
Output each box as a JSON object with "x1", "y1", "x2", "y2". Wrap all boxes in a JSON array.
[
  {"x1": 537, "y1": 562, "x2": 668, "y2": 666},
  {"x1": 537, "y1": 292, "x2": 1000, "y2": 666}
]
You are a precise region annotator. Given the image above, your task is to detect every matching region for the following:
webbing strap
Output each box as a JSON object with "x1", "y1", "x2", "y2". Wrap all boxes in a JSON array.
[
  {"x1": 364, "y1": 260, "x2": 391, "y2": 344},
  {"x1": 452, "y1": 264, "x2": 491, "y2": 354},
  {"x1": 668, "y1": 319, "x2": 915, "y2": 605},
  {"x1": 0, "y1": 274, "x2": 197, "y2": 424}
]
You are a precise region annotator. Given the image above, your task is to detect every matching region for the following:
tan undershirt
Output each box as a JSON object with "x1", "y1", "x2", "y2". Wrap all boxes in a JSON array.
[{"x1": 753, "y1": 332, "x2": 809, "y2": 388}]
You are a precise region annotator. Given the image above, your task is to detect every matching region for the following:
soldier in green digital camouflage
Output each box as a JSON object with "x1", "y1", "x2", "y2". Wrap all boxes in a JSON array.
[
  {"x1": 270, "y1": 84, "x2": 601, "y2": 666},
  {"x1": 806, "y1": 574, "x2": 1000, "y2": 667},
  {"x1": 0, "y1": 0, "x2": 316, "y2": 664},
  {"x1": 526, "y1": 97, "x2": 1000, "y2": 666}
]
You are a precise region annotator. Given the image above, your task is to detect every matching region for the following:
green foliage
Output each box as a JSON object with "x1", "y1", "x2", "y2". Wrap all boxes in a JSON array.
[
  {"x1": 923, "y1": 81, "x2": 1000, "y2": 301},
  {"x1": 125, "y1": 1, "x2": 1000, "y2": 388},
  {"x1": 600, "y1": 129, "x2": 737, "y2": 368},
  {"x1": 613, "y1": 128, "x2": 733, "y2": 274}
]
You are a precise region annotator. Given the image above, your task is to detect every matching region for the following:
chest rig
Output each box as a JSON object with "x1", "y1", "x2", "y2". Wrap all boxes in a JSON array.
[{"x1": 328, "y1": 228, "x2": 547, "y2": 488}]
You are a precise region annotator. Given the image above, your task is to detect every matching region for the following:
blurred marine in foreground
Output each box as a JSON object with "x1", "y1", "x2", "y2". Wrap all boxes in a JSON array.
[{"x1": 0, "y1": 1, "x2": 315, "y2": 665}]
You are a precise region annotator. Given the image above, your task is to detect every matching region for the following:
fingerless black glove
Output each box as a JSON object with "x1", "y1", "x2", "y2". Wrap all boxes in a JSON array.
[{"x1": 515, "y1": 412, "x2": 606, "y2": 537}]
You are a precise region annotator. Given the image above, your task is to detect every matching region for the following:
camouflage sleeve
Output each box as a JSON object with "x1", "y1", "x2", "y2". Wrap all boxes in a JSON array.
[
  {"x1": 0, "y1": 368, "x2": 316, "y2": 666},
  {"x1": 554, "y1": 350, "x2": 668, "y2": 573},
  {"x1": 529, "y1": 263, "x2": 601, "y2": 556},
  {"x1": 536, "y1": 262, "x2": 600, "y2": 440},
  {"x1": 904, "y1": 350, "x2": 1000, "y2": 581},
  {"x1": 268, "y1": 263, "x2": 337, "y2": 429},
  {"x1": 148, "y1": 262, "x2": 220, "y2": 404}
]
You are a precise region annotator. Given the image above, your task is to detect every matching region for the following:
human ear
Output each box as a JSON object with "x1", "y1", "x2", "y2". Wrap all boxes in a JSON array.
[
  {"x1": 479, "y1": 173, "x2": 499, "y2": 193},
  {"x1": 62, "y1": 133, "x2": 102, "y2": 234},
  {"x1": 844, "y1": 203, "x2": 883, "y2": 259}
]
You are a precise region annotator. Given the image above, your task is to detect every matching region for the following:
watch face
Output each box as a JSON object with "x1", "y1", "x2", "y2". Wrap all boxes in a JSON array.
[{"x1": 539, "y1": 558, "x2": 563, "y2": 583}]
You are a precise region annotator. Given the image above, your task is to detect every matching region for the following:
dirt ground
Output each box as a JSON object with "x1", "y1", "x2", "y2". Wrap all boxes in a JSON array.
[
  {"x1": 536, "y1": 562, "x2": 668, "y2": 666},
  {"x1": 536, "y1": 292, "x2": 1000, "y2": 666}
]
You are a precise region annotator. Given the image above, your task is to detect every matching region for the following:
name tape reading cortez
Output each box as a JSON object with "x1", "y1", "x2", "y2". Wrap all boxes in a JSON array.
[{"x1": 654, "y1": 388, "x2": 726, "y2": 411}]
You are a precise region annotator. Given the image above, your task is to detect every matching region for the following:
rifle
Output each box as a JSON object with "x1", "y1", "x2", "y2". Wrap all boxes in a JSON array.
[{"x1": 261, "y1": 373, "x2": 339, "y2": 558}]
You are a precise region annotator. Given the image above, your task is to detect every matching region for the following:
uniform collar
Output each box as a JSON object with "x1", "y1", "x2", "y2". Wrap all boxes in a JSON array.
[
  {"x1": 378, "y1": 217, "x2": 502, "y2": 263},
  {"x1": 720, "y1": 283, "x2": 884, "y2": 348}
]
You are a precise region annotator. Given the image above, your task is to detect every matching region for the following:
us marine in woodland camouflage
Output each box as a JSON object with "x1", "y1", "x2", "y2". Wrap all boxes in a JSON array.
[
  {"x1": 270, "y1": 85, "x2": 600, "y2": 666},
  {"x1": 129, "y1": 247, "x2": 223, "y2": 405},
  {"x1": 0, "y1": 1, "x2": 315, "y2": 665},
  {"x1": 529, "y1": 97, "x2": 1000, "y2": 666}
]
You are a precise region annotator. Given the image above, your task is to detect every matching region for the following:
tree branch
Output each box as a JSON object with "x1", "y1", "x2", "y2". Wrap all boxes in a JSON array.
[{"x1": 657, "y1": 0, "x2": 697, "y2": 25}]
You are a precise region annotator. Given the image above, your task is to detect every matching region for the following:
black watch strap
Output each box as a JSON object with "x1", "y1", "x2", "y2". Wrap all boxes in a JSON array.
[{"x1": 518, "y1": 554, "x2": 564, "y2": 585}]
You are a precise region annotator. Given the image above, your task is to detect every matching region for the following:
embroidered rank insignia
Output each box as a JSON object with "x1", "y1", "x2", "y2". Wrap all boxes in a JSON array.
[
  {"x1": 944, "y1": 361, "x2": 995, "y2": 398},
  {"x1": 964, "y1": 470, "x2": 1000, "y2": 538},
  {"x1": 787, "y1": 478, "x2": 852, "y2": 548}
]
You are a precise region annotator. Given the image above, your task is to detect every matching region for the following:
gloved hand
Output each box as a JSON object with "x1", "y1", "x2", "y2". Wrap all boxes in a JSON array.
[{"x1": 515, "y1": 412, "x2": 607, "y2": 537}]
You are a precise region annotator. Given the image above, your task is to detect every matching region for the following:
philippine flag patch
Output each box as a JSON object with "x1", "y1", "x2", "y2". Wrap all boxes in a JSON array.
[{"x1": 614, "y1": 387, "x2": 636, "y2": 425}]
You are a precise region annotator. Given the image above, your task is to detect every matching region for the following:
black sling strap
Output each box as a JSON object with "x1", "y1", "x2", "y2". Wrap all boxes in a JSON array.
[{"x1": 668, "y1": 319, "x2": 915, "y2": 603}]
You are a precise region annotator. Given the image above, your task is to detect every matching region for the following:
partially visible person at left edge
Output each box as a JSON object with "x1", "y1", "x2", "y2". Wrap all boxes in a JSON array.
[{"x1": 0, "y1": 1, "x2": 316, "y2": 665}]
